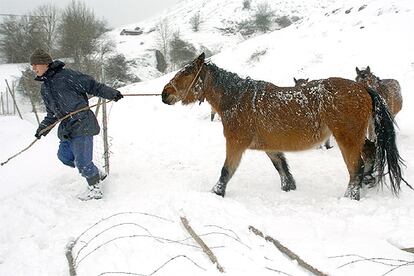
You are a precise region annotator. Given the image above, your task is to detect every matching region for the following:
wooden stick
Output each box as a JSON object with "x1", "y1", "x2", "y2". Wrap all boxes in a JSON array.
[
  {"x1": 401, "y1": 247, "x2": 414, "y2": 254},
  {"x1": 180, "y1": 216, "x2": 225, "y2": 273},
  {"x1": 65, "y1": 239, "x2": 77, "y2": 276},
  {"x1": 249, "y1": 226, "x2": 328, "y2": 276},
  {"x1": 1, "y1": 99, "x2": 112, "y2": 166},
  {"x1": 124, "y1": 93, "x2": 161, "y2": 96}
]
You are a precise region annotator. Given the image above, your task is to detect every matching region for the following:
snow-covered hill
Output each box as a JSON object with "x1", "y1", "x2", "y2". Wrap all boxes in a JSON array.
[
  {"x1": 109, "y1": 0, "x2": 353, "y2": 81},
  {"x1": 1, "y1": 0, "x2": 414, "y2": 275}
]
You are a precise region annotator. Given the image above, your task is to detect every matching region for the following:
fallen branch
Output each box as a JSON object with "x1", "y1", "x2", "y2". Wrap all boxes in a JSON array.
[
  {"x1": 402, "y1": 247, "x2": 414, "y2": 254},
  {"x1": 66, "y1": 239, "x2": 77, "y2": 276},
  {"x1": 249, "y1": 226, "x2": 327, "y2": 276},
  {"x1": 180, "y1": 216, "x2": 225, "y2": 273},
  {"x1": 330, "y1": 254, "x2": 414, "y2": 276}
]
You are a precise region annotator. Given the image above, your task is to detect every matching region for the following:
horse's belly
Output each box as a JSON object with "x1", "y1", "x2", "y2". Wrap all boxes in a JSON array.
[{"x1": 250, "y1": 126, "x2": 331, "y2": 152}]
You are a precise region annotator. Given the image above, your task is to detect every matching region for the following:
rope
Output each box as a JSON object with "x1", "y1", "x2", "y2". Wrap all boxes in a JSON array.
[{"x1": 1, "y1": 93, "x2": 159, "y2": 167}]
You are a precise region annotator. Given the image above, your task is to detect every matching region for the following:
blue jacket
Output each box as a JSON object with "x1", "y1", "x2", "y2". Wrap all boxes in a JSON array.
[{"x1": 36, "y1": 60, "x2": 119, "y2": 140}]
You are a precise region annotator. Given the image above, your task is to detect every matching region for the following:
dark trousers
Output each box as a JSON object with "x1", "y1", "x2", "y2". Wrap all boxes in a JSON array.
[{"x1": 57, "y1": 136, "x2": 99, "y2": 179}]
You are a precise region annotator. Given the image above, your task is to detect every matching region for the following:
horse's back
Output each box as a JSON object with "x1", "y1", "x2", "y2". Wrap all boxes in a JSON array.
[
  {"x1": 380, "y1": 79, "x2": 402, "y2": 115},
  {"x1": 318, "y1": 78, "x2": 372, "y2": 142}
]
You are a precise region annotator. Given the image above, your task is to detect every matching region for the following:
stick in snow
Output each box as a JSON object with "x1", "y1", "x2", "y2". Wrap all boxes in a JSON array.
[
  {"x1": 66, "y1": 239, "x2": 77, "y2": 276},
  {"x1": 249, "y1": 226, "x2": 327, "y2": 276},
  {"x1": 180, "y1": 216, "x2": 225, "y2": 273}
]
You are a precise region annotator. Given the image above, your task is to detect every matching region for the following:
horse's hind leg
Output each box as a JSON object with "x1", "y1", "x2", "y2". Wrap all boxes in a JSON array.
[
  {"x1": 362, "y1": 139, "x2": 376, "y2": 187},
  {"x1": 266, "y1": 152, "x2": 296, "y2": 192},
  {"x1": 211, "y1": 140, "x2": 246, "y2": 197},
  {"x1": 335, "y1": 137, "x2": 365, "y2": 200}
]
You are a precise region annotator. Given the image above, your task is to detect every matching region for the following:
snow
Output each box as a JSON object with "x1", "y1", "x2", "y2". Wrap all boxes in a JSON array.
[{"x1": 1, "y1": 0, "x2": 414, "y2": 275}]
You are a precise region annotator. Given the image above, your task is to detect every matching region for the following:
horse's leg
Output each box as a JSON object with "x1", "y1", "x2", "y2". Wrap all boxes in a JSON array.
[
  {"x1": 266, "y1": 152, "x2": 296, "y2": 192},
  {"x1": 335, "y1": 137, "x2": 365, "y2": 200},
  {"x1": 211, "y1": 140, "x2": 246, "y2": 197},
  {"x1": 361, "y1": 139, "x2": 376, "y2": 187},
  {"x1": 324, "y1": 136, "x2": 333, "y2": 149},
  {"x1": 210, "y1": 108, "x2": 216, "y2": 121}
]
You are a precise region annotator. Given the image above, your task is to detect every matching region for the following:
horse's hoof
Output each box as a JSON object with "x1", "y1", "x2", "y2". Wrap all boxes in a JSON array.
[
  {"x1": 281, "y1": 181, "x2": 296, "y2": 192},
  {"x1": 362, "y1": 174, "x2": 377, "y2": 188},
  {"x1": 344, "y1": 186, "x2": 360, "y2": 200},
  {"x1": 211, "y1": 183, "x2": 226, "y2": 197}
]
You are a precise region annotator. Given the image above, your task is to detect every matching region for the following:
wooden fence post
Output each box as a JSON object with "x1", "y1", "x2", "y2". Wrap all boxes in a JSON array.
[
  {"x1": 0, "y1": 92, "x2": 4, "y2": 115},
  {"x1": 5, "y1": 79, "x2": 23, "y2": 119}
]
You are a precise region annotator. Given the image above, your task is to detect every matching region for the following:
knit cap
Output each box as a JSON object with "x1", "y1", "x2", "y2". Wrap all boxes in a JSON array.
[{"x1": 29, "y1": 49, "x2": 53, "y2": 65}]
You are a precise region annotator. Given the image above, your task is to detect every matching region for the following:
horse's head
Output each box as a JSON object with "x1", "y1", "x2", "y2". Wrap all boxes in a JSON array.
[
  {"x1": 162, "y1": 53, "x2": 205, "y2": 105},
  {"x1": 293, "y1": 77, "x2": 309, "y2": 87},
  {"x1": 355, "y1": 66, "x2": 380, "y2": 88}
]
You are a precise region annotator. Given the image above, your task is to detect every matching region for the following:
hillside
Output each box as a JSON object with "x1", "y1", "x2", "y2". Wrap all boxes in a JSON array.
[
  {"x1": 0, "y1": 0, "x2": 414, "y2": 275},
  {"x1": 108, "y1": 0, "x2": 350, "y2": 81}
]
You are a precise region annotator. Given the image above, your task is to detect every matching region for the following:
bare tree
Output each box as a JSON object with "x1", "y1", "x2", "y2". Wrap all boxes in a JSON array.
[
  {"x1": 154, "y1": 19, "x2": 171, "y2": 64},
  {"x1": 31, "y1": 4, "x2": 60, "y2": 53},
  {"x1": 59, "y1": 0, "x2": 109, "y2": 65},
  {"x1": 189, "y1": 12, "x2": 202, "y2": 32},
  {"x1": 0, "y1": 16, "x2": 45, "y2": 63}
]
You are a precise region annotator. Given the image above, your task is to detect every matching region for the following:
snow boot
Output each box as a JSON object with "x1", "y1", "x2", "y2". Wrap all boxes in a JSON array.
[{"x1": 78, "y1": 173, "x2": 104, "y2": 201}]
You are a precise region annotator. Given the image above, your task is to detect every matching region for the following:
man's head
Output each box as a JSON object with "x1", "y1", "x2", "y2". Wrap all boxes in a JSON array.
[{"x1": 30, "y1": 49, "x2": 53, "y2": 77}]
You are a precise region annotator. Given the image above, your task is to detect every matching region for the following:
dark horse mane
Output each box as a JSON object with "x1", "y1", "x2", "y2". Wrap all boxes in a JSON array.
[{"x1": 206, "y1": 62, "x2": 267, "y2": 99}]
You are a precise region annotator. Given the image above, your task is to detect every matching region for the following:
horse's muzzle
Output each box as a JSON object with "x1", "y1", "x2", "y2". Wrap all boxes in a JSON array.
[{"x1": 161, "y1": 91, "x2": 178, "y2": 105}]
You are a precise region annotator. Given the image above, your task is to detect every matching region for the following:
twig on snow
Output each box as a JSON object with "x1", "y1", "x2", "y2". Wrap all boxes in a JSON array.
[
  {"x1": 65, "y1": 239, "x2": 77, "y2": 276},
  {"x1": 180, "y1": 216, "x2": 225, "y2": 273},
  {"x1": 249, "y1": 226, "x2": 328, "y2": 276},
  {"x1": 95, "y1": 255, "x2": 206, "y2": 276}
]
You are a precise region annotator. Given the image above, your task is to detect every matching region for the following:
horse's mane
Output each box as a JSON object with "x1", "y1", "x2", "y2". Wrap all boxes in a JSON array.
[{"x1": 206, "y1": 62, "x2": 267, "y2": 98}]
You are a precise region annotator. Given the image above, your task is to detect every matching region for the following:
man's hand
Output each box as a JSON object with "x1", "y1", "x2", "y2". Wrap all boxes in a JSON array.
[
  {"x1": 113, "y1": 91, "x2": 124, "y2": 102},
  {"x1": 35, "y1": 126, "x2": 49, "y2": 139}
]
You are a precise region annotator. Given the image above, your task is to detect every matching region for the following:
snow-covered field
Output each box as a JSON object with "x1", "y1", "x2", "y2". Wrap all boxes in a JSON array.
[{"x1": 1, "y1": 0, "x2": 414, "y2": 275}]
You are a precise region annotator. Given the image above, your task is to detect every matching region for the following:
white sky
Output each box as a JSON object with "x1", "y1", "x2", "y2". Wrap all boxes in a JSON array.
[{"x1": 0, "y1": 0, "x2": 182, "y2": 28}]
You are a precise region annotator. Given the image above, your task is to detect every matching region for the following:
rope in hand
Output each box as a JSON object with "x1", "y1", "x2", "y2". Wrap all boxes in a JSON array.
[{"x1": 0, "y1": 93, "x2": 161, "y2": 167}]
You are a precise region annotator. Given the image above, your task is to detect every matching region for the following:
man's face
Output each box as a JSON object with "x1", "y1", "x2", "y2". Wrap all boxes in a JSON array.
[{"x1": 31, "y1": 64, "x2": 49, "y2": 77}]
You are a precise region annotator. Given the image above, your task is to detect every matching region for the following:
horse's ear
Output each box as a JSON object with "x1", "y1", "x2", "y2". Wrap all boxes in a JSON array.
[
  {"x1": 293, "y1": 77, "x2": 297, "y2": 83},
  {"x1": 366, "y1": 66, "x2": 371, "y2": 72},
  {"x1": 197, "y1": 52, "x2": 205, "y2": 63},
  {"x1": 305, "y1": 78, "x2": 309, "y2": 82},
  {"x1": 356, "y1": 67, "x2": 360, "y2": 74}
]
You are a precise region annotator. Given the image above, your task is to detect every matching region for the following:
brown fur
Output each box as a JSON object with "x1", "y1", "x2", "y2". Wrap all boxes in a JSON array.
[
  {"x1": 356, "y1": 66, "x2": 403, "y2": 115},
  {"x1": 161, "y1": 54, "x2": 402, "y2": 200}
]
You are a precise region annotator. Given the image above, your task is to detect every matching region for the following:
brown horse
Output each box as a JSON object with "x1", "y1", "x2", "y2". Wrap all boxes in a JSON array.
[
  {"x1": 356, "y1": 66, "x2": 403, "y2": 115},
  {"x1": 162, "y1": 53, "x2": 409, "y2": 200},
  {"x1": 294, "y1": 77, "x2": 332, "y2": 150},
  {"x1": 355, "y1": 66, "x2": 403, "y2": 187},
  {"x1": 293, "y1": 77, "x2": 309, "y2": 87}
]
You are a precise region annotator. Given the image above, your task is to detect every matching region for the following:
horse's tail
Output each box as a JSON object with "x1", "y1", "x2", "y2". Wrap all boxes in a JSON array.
[{"x1": 367, "y1": 87, "x2": 411, "y2": 194}]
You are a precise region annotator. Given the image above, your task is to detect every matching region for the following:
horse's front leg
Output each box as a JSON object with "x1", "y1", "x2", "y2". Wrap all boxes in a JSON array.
[
  {"x1": 211, "y1": 140, "x2": 246, "y2": 197},
  {"x1": 266, "y1": 152, "x2": 296, "y2": 192}
]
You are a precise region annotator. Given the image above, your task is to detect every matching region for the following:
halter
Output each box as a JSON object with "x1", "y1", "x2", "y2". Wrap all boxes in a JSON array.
[{"x1": 170, "y1": 62, "x2": 205, "y2": 102}]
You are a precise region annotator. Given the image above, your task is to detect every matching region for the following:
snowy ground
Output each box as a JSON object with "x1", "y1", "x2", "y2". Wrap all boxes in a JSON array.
[{"x1": 1, "y1": 0, "x2": 414, "y2": 275}]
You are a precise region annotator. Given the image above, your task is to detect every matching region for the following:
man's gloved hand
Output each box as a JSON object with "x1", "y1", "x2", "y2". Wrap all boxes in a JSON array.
[
  {"x1": 113, "y1": 91, "x2": 124, "y2": 102},
  {"x1": 35, "y1": 126, "x2": 49, "y2": 139}
]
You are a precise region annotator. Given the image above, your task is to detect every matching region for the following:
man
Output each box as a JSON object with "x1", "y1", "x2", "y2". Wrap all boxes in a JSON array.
[{"x1": 30, "y1": 48, "x2": 123, "y2": 201}]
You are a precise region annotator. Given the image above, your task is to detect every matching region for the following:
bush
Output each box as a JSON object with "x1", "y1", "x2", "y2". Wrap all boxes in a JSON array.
[
  {"x1": 104, "y1": 54, "x2": 140, "y2": 88},
  {"x1": 169, "y1": 32, "x2": 197, "y2": 68},
  {"x1": 17, "y1": 67, "x2": 43, "y2": 111},
  {"x1": 189, "y1": 12, "x2": 202, "y2": 32},
  {"x1": 242, "y1": 0, "x2": 251, "y2": 10},
  {"x1": 155, "y1": 49, "x2": 167, "y2": 73},
  {"x1": 254, "y1": 2, "x2": 274, "y2": 32}
]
